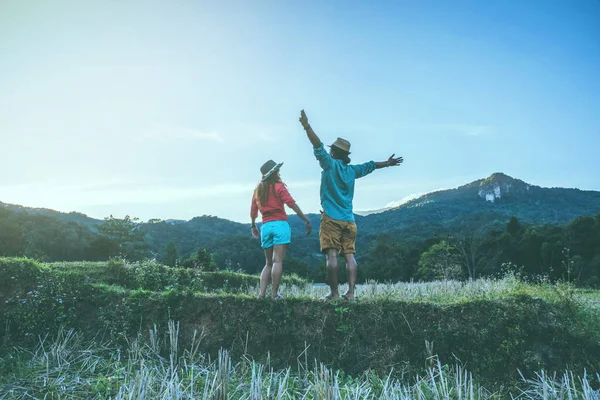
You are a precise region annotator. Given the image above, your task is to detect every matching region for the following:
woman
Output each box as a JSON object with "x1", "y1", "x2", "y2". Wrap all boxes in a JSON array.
[{"x1": 250, "y1": 159, "x2": 311, "y2": 299}]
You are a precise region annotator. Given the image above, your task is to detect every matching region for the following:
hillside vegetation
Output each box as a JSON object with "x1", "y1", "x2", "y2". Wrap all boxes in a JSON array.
[
  {"x1": 1, "y1": 258, "x2": 599, "y2": 391},
  {"x1": 2, "y1": 173, "x2": 600, "y2": 288}
]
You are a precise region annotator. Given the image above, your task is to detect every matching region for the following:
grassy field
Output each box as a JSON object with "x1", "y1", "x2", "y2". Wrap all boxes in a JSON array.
[
  {"x1": 1, "y1": 258, "x2": 600, "y2": 399},
  {"x1": 1, "y1": 324, "x2": 599, "y2": 399},
  {"x1": 43, "y1": 259, "x2": 600, "y2": 306}
]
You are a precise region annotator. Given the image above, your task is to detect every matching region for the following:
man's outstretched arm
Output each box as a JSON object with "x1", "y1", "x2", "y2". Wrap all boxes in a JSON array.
[
  {"x1": 353, "y1": 154, "x2": 403, "y2": 179},
  {"x1": 375, "y1": 154, "x2": 404, "y2": 169},
  {"x1": 299, "y1": 109, "x2": 322, "y2": 148}
]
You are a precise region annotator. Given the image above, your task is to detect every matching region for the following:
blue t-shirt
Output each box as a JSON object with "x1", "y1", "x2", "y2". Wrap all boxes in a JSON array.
[{"x1": 314, "y1": 144, "x2": 376, "y2": 222}]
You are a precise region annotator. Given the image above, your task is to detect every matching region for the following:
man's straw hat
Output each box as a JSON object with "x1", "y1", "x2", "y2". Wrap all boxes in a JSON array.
[{"x1": 328, "y1": 137, "x2": 351, "y2": 154}]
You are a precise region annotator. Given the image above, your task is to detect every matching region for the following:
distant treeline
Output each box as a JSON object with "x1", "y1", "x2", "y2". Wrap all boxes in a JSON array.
[{"x1": 1, "y1": 206, "x2": 599, "y2": 286}]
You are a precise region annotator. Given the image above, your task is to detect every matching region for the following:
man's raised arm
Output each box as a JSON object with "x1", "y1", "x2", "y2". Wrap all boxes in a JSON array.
[{"x1": 299, "y1": 110, "x2": 322, "y2": 148}]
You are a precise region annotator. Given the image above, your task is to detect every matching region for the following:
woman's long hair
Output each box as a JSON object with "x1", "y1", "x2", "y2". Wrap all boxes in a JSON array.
[{"x1": 254, "y1": 172, "x2": 283, "y2": 208}]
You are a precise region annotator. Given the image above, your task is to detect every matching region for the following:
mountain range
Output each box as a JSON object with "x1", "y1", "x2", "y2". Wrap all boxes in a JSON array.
[
  {"x1": 2, "y1": 172, "x2": 600, "y2": 262},
  {"x1": 351, "y1": 172, "x2": 600, "y2": 237}
]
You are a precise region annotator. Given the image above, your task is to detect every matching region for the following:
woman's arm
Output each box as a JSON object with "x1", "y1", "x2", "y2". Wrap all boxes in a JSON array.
[
  {"x1": 250, "y1": 195, "x2": 260, "y2": 238},
  {"x1": 290, "y1": 204, "x2": 312, "y2": 235},
  {"x1": 251, "y1": 217, "x2": 259, "y2": 239}
]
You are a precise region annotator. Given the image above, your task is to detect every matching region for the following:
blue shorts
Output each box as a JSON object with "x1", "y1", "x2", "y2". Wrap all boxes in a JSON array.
[{"x1": 261, "y1": 220, "x2": 291, "y2": 249}]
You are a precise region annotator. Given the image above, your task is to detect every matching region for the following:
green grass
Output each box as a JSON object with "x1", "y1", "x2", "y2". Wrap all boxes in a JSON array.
[
  {"x1": 33, "y1": 259, "x2": 597, "y2": 310},
  {"x1": 19, "y1": 259, "x2": 598, "y2": 310},
  {"x1": 44, "y1": 259, "x2": 309, "y2": 293},
  {"x1": 2, "y1": 257, "x2": 600, "y2": 394},
  {"x1": 42, "y1": 260, "x2": 600, "y2": 307}
]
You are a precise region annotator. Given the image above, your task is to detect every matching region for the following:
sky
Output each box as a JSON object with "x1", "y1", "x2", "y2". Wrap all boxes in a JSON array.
[{"x1": 1, "y1": 0, "x2": 599, "y2": 223}]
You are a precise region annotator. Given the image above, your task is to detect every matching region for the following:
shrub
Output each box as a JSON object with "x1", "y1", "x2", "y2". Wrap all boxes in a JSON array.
[
  {"x1": 2, "y1": 261, "x2": 599, "y2": 384},
  {"x1": 106, "y1": 258, "x2": 136, "y2": 287},
  {"x1": 42, "y1": 260, "x2": 309, "y2": 294},
  {"x1": 0, "y1": 257, "x2": 44, "y2": 302}
]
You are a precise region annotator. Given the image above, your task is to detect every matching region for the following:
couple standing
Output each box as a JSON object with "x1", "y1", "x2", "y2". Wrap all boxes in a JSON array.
[{"x1": 250, "y1": 110, "x2": 403, "y2": 300}]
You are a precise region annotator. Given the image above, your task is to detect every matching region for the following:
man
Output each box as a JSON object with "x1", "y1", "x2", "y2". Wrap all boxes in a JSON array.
[{"x1": 299, "y1": 110, "x2": 403, "y2": 301}]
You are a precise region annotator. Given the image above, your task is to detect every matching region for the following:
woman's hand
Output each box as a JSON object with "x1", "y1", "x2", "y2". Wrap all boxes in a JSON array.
[
  {"x1": 251, "y1": 226, "x2": 260, "y2": 239},
  {"x1": 305, "y1": 220, "x2": 312, "y2": 236}
]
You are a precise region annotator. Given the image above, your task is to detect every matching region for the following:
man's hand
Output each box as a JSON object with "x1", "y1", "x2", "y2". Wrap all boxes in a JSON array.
[
  {"x1": 299, "y1": 109, "x2": 322, "y2": 147},
  {"x1": 305, "y1": 221, "x2": 312, "y2": 236},
  {"x1": 375, "y1": 154, "x2": 404, "y2": 169},
  {"x1": 251, "y1": 226, "x2": 260, "y2": 239},
  {"x1": 387, "y1": 154, "x2": 403, "y2": 167},
  {"x1": 299, "y1": 109, "x2": 310, "y2": 129}
]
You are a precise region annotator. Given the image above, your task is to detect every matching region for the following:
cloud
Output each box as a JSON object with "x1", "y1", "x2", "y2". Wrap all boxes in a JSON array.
[
  {"x1": 143, "y1": 125, "x2": 223, "y2": 143},
  {"x1": 433, "y1": 124, "x2": 493, "y2": 137},
  {"x1": 0, "y1": 180, "x2": 256, "y2": 210},
  {"x1": 385, "y1": 192, "x2": 426, "y2": 208},
  {"x1": 253, "y1": 132, "x2": 280, "y2": 142},
  {"x1": 384, "y1": 185, "x2": 459, "y2": 209},
  {"x1": 286, "y1": 180, "x2": 320, "y2": 189}
]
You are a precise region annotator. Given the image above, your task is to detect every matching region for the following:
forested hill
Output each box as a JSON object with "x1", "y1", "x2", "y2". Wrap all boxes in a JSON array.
[
  {"x1": 352, "y1": 172, "x2": 600, "y2": 238},
  {"x1": 2, "y1": 173, "x2": 600, "y2": 278},
  {"x1": 0, "y1": 201, "x2": 101, "y2": 228}
]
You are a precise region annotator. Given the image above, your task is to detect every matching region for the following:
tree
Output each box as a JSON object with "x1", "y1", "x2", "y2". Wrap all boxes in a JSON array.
[
  {"x1": 285, "y1": 257, "x2": 310, "y2": 277},
  {"x1": 417, "y1": 241, "x2": 463, "y2": 281},
  {"x1": 362, "y1": 234, "x2": 412, "y2": 282},
  {"x1": 507, "y1": 217, "x2": 522, "y2": 236},
  {"x1": 451, "y1": 225, "x2": 492, "y2": 279},
  {"x1": 0, "y1": 208, "x2": 24, "y2": 256},
  {"x1": 164, "y1": 242, "x2": 179, "y2": 267},
  {"x1": 96, "y1": 215, "x2": 147, "y2": 260},
  {"x1": 182, "y1": 249, "x2": 217, "y2": 271}
]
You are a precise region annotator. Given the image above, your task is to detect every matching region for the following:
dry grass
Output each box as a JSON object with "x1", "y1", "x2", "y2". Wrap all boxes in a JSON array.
[{"x1": 1, "y1": 323, "x2": 598, "y2": 400}]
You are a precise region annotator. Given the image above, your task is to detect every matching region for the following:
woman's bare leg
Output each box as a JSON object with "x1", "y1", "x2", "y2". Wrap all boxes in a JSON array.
[
  {"x1": 259, "y1": 247, "x2": 274, "y2": 298},
  {"x1": 271, "y1": 244, "x2": 288, "y2": 298}
]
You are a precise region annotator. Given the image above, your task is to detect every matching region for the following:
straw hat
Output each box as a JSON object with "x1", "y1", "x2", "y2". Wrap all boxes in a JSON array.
[
  {"x1": 328, "y1": 137, "x2": 351, "y2": 154},
  {"x1": 260, "y1": 160, "x2": 284, "y2": 182}
]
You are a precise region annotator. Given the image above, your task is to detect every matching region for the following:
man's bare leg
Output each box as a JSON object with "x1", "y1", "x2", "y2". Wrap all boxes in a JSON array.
[
  {"x1": 343, "y1": 253, "x2": 357, "y2": 301},
  {"x1": 259, "y1": 247, "x2": 274, "y2": 298},
  {"x1": 271, "y1": 245, "x2": 288, "y2": 298},
  {"x1": 321, "y1": 249, "x2": 340, "y2": 300}
]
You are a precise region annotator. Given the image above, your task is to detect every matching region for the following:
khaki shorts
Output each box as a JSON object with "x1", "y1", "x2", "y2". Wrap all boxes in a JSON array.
[{"x1": 319, "y1": 212, "x2": 357, "y2": 254}]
